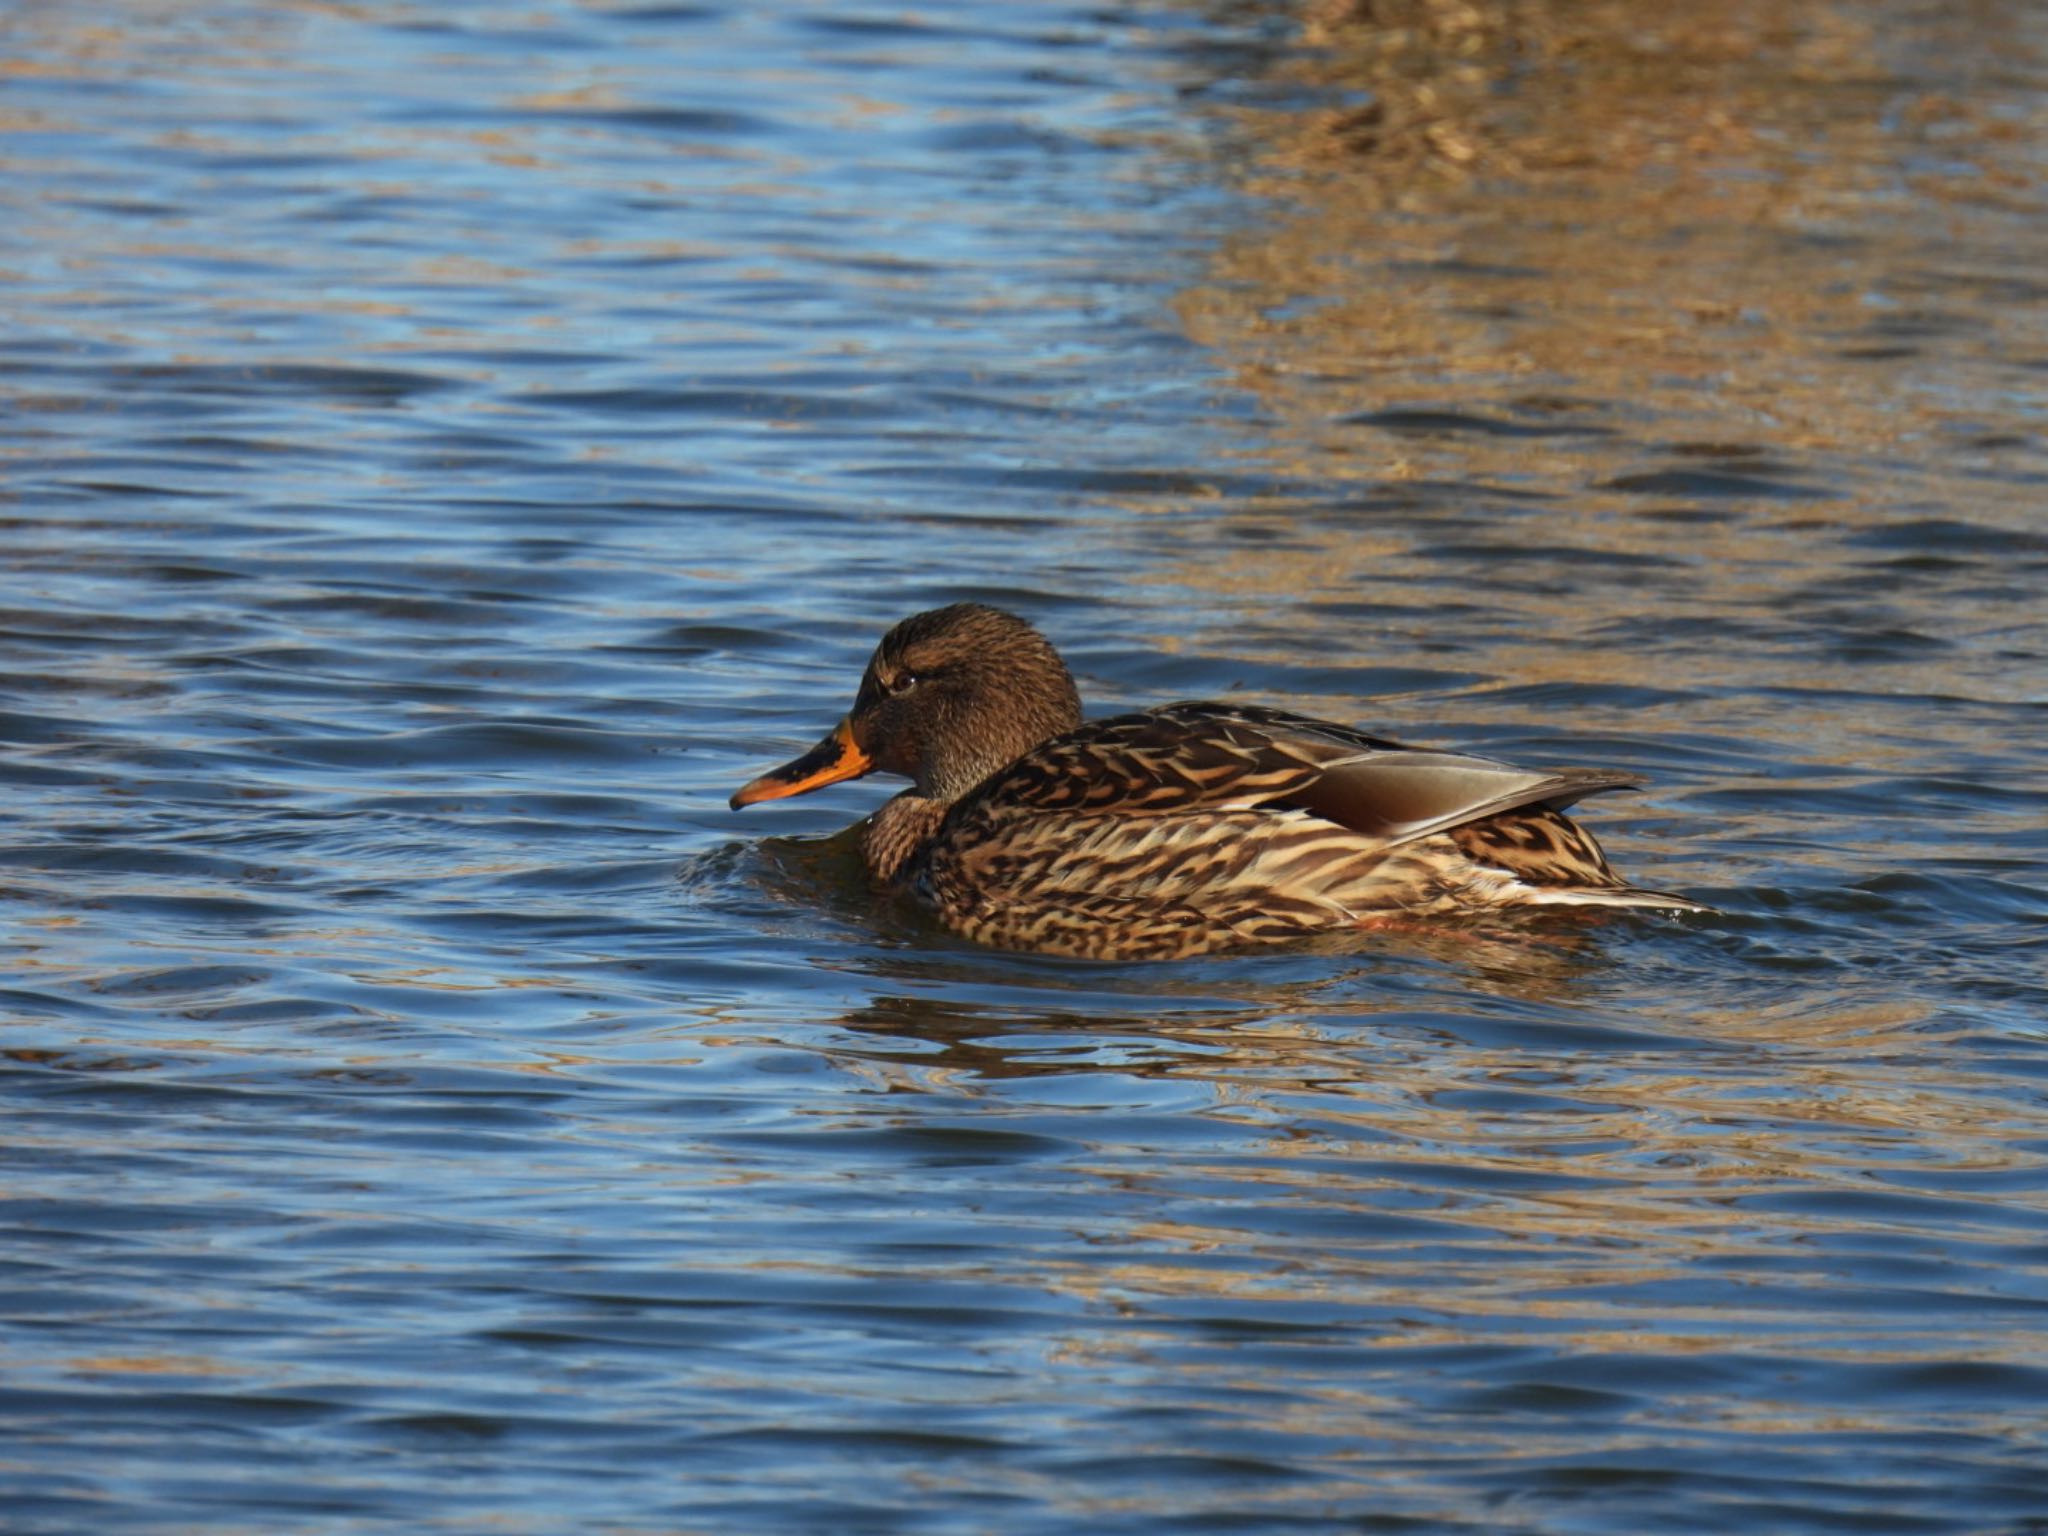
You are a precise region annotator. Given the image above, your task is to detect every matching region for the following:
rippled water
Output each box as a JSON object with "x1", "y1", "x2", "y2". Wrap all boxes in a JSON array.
[{"x1": 3, "y1": 1, "x2": 2046, "y2": 1531}]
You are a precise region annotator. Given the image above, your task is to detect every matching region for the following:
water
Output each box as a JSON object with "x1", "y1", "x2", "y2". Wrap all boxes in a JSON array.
[{"x1": 2, "y1": 1, "x2": 2045, "y2": 1531}]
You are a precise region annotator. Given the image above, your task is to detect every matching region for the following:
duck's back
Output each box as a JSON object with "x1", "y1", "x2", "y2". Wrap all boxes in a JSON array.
[{"x1": 895, "y1": 703, "x2": 1700, "y2": 958}]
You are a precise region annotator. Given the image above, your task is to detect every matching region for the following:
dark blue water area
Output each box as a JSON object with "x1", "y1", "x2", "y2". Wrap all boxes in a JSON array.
[{"x1": 3, "y1": 1, "x2": 2047, "y2": 1533}]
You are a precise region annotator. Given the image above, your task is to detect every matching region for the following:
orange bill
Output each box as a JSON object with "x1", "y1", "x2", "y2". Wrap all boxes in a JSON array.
[{"x1": 729, "y1": 718, "x2": 873, "y2": 809}]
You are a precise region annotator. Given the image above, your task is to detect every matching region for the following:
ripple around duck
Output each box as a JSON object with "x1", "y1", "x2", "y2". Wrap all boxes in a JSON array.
[
  {"x1": 1343, "y1": 406, "x2": 1618, "y2": 438},
  {"x1": 101, "y1": 362, "x2": 465, "y2": 403},
  {"x1": 1603, "y1": 467, "x2": 1834, "y2": 499},
  {"x1": 260, "y1": 721, "x2": 655, "y2": 771},
  {"x1": 517, "y1": 386, "x2": 905, "y2": 421},
  {"x1": 1845, "y1": 516, "x2": 2048, "y2": 556}
]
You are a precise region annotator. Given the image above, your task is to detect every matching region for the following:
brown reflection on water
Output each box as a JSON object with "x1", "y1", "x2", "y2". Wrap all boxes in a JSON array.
[
  {"x1": 1188, "y1": 0, "x2": 2042, "y2": 432},
  {"x1": 1030, "y1": 1018, "x2": 2024, "y2": 1334},
  {"x1": 808, "y1": 959, "x2": 2035, "y2": 1358},
  {"x1": 1155, "y1": 0, "x2": 2046, "y2": 706}
]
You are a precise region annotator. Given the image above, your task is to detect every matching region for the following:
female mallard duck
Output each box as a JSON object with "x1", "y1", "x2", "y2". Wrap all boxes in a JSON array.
[{"x1": 731, "y1": 604, "x2": 1705, "y2": 959}]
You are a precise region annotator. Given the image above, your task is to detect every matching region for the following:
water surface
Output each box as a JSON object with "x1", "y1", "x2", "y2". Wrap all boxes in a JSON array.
[{"x1": 2, "y1": 1, "x2": 2045, "y2": 1532}]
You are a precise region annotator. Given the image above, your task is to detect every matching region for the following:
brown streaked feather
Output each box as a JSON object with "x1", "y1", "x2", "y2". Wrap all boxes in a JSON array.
[
  {"x1": 1453, "y1": 807, "x2": 1625, "y2": 888},
  {"x1": 1450, "y1": 808, "x2": 1702, "y2": 912},
  {"x1": 862, "y1": 792, "x2": 947, "y2": 885},
  {"x1": 901, "y1": 703, "x2": 1703, "y2": 951},
  {"x1": 956, "y1": 703, "x2": 1641, "y2": 849},
  {"x1": 970, "y1": 704, "x2": 1384, "y2": 817}
]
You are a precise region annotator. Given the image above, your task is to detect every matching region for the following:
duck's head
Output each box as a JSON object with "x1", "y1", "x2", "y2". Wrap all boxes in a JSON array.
[{"x1": 729, "y1": 603, "x2": 1083, "y2": 811}]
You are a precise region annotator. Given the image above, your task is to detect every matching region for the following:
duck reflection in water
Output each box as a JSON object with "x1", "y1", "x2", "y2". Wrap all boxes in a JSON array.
[{"x1": 732, "y1": 605, "x2": 1707, "y2": 960}]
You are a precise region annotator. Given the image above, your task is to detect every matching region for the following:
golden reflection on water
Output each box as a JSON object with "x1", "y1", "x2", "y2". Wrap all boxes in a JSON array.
[
  {"x1": 1189, "y1": 0, "x2": 2043, "y2": 426},
  {"x1": 811, "y1": 956, "x2": 2032, "y2": 1361},
  {"x1": 1150, "y1": 0, "x2": 2046, "y2": 712}
]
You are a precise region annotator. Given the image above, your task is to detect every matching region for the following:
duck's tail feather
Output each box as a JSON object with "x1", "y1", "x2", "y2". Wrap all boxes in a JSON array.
[{"x1": 1521, "y1": 884, "x2": 1714, "y2": 914}]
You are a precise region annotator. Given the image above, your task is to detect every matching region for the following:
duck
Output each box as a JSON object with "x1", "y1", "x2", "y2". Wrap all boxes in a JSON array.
[{"x1": 730, "y1": 603, "x2": 1706, "y2": 959}]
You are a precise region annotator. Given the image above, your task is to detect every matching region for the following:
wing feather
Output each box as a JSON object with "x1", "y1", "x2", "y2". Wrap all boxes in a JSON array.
[{"x1": 961, "y1": 702, "x2": 1639, "y2": 848}]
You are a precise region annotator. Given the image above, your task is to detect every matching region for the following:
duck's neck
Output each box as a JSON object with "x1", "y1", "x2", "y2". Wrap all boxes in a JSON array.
[{"x1": 862, "y1": 792, "x2": 948, "y2": 884}]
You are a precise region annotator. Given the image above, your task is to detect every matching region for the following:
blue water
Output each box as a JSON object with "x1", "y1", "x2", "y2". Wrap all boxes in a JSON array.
[{"x1": 3, "y1": 1, "x2": 2046, "y2": 1531}]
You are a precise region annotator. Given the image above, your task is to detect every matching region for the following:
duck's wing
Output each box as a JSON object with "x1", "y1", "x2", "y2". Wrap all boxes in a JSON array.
[{"x1": 963, "y1": 701, "x2": 1642, "y2": 848}]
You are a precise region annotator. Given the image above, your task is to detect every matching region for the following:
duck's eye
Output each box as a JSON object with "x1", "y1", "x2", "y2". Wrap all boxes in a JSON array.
[{"x1": 886, "y1": 670, "x2": 921, "y2": 696}]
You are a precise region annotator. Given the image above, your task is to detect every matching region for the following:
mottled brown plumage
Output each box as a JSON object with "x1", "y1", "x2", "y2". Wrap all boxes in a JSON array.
[{"x1": 731, "y1": 604, "x2": 1707, "y2": 958}]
